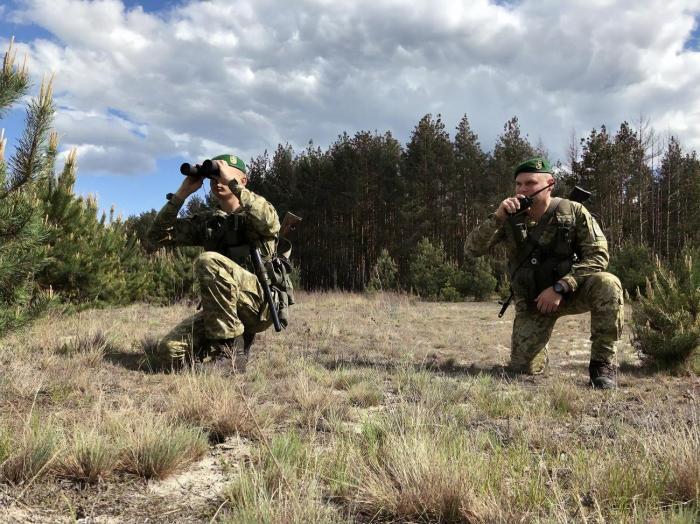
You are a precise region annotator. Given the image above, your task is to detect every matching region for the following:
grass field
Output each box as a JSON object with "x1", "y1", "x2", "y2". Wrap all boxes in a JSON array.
[{"x1": 0, "y1": 292, "x2": 698, "y2": 523}]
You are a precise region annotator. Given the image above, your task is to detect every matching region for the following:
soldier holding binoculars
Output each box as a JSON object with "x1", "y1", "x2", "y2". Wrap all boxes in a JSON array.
[{"x1": 146, "y1": 154, "x2": 286, "y2": 373}]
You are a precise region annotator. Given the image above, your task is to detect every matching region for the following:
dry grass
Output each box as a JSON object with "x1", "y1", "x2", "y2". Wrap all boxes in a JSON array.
[
  {"x1": 288, "y1": 373, "x2": 349, "y2": 431},
  {"x1": 656, "y1": 420, "x2": 700, "y2": 505},
  {"x1": 349, "y1": 409, "x2": 498, "y2": 522},
  {"x1": 0, "y1": 293, "x2": 697, "y2": 522},
  {"x1": 347, "y1": 380, "x2": 384, "y2": 407},
  {"x1": 222, "y1": 431, "x2": 344, "y2": 522},
  {"x1": 1, "y1": 415, "x2": 62, "y2": 485},
  {"x1": 170, "y1": 372, "x2": 262, "y2": 442},
  {"x1": 59, "y1": 425, "x2": 119, "y2": 484},
  {"x1": 53, "y1": 331, "x2": 112, "y2": 367},
  {"x1": 114, "y1": 411, "x2": 208, "y2": 480}
]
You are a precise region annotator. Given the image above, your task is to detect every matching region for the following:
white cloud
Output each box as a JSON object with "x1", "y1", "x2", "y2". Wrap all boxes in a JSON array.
[{"x1": 5, "y1": 0, "x2": 700, "y2": 175}]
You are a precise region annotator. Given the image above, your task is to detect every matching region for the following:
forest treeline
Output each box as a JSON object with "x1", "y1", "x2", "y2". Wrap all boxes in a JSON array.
[
  {"x1": 237, "y1": 114, "x2": 700, "y2": 297},
  {"x1": 130, "y1": 112, "x2": 698, "y2": 302},
  {"x1": 3, "y1": 44, "x2": 700, "y2": 316}
]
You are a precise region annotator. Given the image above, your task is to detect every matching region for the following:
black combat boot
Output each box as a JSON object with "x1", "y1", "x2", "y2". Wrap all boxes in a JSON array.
[
  {"x1": 589, "y1": 360, "x2": 616, "y2": 389},
  {"x1": 243, "y1": 331, "x2": 256, "y2": 354},
  {"x1": 205, "y1": 336, "x2": 247, "y2": 374}
]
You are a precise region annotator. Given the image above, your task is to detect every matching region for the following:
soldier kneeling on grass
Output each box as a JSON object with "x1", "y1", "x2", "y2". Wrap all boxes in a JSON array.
[
  {"x1": 465, "y1": 157, "x2": 624, "y2": 389},
  {"x1": 146, "y1": 154, "x2": 292, "y2": 373}
]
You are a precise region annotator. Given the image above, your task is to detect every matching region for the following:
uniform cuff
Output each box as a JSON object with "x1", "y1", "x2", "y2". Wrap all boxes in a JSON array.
[
  {"x1": 561, "y1": 275, "x2": 578, "y2": 293},
  {"x1": 227, "y1": 180, "x2": 244, "y2": 197},
  {"x1": 490, "y1": 212, "x2": 506, "y2": 226},
  {"x1": 167, "y1": 193, "x2": 185, "y2": 207}
]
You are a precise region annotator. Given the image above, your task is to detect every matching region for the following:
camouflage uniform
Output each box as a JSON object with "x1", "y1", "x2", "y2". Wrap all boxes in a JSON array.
[
  {"x1": 466, "y1": 198, "x2": 624, "y2": 374},
  {"x1": 147, "y1": 184, "x2": 280, "y2": 367}
]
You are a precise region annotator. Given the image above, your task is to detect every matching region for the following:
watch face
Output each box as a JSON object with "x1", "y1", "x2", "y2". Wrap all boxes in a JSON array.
[{"x1": 553, "y1": 283, "x2": 564, "y2": 294}]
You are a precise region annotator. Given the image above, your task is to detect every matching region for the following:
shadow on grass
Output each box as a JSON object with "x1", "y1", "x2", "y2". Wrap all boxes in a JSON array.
[
  {"x1": 317, "y1": 353, "x2": 532, "y2": 381},
  {"x1": 104, "y1": 335, "x2": 171, "y2": 373},
  {"x1": 558, "y1": 359, "x2": 657, "y2": 378},
  {"x1": 104, "y1": 350, "x2": 157, "y2": 373}
]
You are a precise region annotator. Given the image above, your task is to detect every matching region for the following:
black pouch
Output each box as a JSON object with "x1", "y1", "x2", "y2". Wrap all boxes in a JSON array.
[{"x1": 512, "y1": 266, "x2": 538, "y2": 302}]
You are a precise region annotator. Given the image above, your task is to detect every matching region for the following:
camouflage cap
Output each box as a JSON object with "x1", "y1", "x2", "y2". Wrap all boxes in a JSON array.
[
  {"x1": 212, "y1": 153, "x2": 247, "y2": 174},
  {"x1": 513, "y1": 156, "x2": 553, "y2": 178}
]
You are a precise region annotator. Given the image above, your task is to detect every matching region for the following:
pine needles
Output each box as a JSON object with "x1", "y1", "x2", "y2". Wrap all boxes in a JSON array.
[{"x1": 632, "y1": 254, "x2": 700, "y2": 373}]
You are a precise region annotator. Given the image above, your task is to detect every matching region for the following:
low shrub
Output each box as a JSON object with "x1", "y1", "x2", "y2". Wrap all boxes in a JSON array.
[
  {"x1": 632, "y1": 256, "x2": 700, "y2": 372},
  {"x1": 608, "y1": 242, "x2": 655, "y2": 297}
]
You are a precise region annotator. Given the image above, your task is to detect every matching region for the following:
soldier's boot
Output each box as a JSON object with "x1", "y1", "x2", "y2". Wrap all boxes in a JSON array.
[
  {"x1": 243, "y1": 331, "x2": 256, "y2": 354},
  {"x1": 589, "y1": 360, "x2": 616, "y2": 389},
  {"x1": 205, "y1": 336, "x2": 247, "y2": 374}
]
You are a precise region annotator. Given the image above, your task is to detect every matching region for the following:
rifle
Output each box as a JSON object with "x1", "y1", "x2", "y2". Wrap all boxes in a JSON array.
[
  {"x1": 251, "y1": 246, "x2": 283, "y2": 332},
  {"x1": 250, "y1": 211, "x2": 302, "y2": 333},
  {"x1": 280, "y1": 211, "x2": 302, "y2": 238},
  {"x1": 498, "y1": 186, "x2": 592, "y2": 317}
]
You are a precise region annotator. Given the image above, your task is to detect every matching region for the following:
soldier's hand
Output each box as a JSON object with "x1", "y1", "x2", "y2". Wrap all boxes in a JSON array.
[
  {"x1": 495, "y1": 195, "x2": 525, "y2": 222},
  {"x1": 535, "y1": 287, "x2": 563, "y2": 314},
  {"x1": 176, "y1": 173, "x2": 204, "y2": 199},
  {"x1": 212, "y1": 160, "x2": 234, "y2": 185},
  {"x1": 213, "y1": 160, "x2": 246, "y2": 186}
]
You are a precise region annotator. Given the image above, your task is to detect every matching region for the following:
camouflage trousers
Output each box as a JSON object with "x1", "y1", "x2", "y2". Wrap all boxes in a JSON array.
[
  {"x1": 510, "y1": 272, "x2": 624, "y2": 374},
  {"x1": 151, "y1": 251, "x2": 272, "y2": 367}
]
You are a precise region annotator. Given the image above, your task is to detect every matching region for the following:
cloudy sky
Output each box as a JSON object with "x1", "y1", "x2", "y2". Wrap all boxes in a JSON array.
[{"x1": 2, "y1": 0, "x2": 700, "y2": 216}]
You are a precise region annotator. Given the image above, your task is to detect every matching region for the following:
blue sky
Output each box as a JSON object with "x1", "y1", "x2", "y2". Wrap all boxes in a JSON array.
[{"x1": 2, "y1": 0, "x2": 700, "y2": 218}]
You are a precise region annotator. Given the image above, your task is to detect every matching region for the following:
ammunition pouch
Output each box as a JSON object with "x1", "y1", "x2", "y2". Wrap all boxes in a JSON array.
[
  {"x1": 512, "y1": 256, "x2": 574, "y2": 303},
  {"x1": 511, "y1": 266, "x2": 537, "y2": 302},
  {"x1": 534, "y1": 257, "x2": 573, "y2": 298},
  {"x1": 266, "y1": 251, "x2": 295, "y2": 328},
  {"x1": 255, "y1": 238, "x2": 296, "y2": 328}
]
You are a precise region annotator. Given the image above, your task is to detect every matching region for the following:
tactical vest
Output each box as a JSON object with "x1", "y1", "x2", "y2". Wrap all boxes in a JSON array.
[
  {"x1": 504, "y1": 198, "x2": 578, "y2": 302},
  {"x1": 201, "y1": 210, "x2": 295, "y2": 327},
  {"x1": 203, "y1": 210, "x2": 250, "y2": 267}
]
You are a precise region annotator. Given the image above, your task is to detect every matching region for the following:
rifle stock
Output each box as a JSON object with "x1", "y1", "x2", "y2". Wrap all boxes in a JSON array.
[
  {"x1": 250, "y1": 247, "x2": 282, "y2": 333},
  {"x1": 280, "y1": 212, "x2": 302, "y2": 238}
]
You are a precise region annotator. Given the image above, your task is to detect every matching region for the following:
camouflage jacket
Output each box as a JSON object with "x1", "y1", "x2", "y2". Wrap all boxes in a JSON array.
[
  {"x1": 465, "y1": 199, "x2": 608, "y2": 297},
  {"x1": 148, "y1": 183, "x2": 280, "y2": 268}
]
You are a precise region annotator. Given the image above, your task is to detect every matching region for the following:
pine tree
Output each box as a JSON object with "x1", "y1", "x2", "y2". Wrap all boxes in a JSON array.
[
  {"x1": 490, "y1": 116, "x2": 534, "y2": 198},
  {"x1": 401, "y1": 114, "x2": 457, "y2": 264},
  {"x1": 367, "y1": 248, "x2": 398, "y2": 291},
  {"x1": 632, "y1": 254, "x2": 700, "y2": 372},
  {"x1": 37, "y1": 149, "x2": 153, "y2": 304},
  {"x1": 453, "y1": 115, "x2": 489, "y2": 264},
  {"x1": 0, "y1": 40, "x2": 53, "y2": 332}
]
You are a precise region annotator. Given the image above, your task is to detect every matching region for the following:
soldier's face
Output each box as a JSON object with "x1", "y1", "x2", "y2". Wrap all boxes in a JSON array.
[
  {"x1": 210, "y1": 176, "x2": 233, "y2": 198},
  {"x1": 210, "y1": 164, "x2": 247, "y2": 198},
  {"x1": 515, "y1": 172, "x2": 553, "y2": 197}
]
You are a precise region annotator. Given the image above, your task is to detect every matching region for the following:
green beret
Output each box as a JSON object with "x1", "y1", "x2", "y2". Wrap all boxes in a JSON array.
[
  {"x1": 212, "y1": 153, "x2": 247, "y2": 174},
  {"x1": 513, "y1": 156, "x2": 553, "y2": 178}
]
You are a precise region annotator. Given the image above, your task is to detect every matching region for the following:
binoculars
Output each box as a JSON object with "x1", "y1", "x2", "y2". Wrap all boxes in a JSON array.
[{"x1": 180, "y1": 159, "x2": 220, "y2": 179}]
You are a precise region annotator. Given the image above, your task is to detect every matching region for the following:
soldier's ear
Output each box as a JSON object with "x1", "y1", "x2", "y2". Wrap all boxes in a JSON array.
[{"x1": 240, "y1": 175, "x2": 248, "y2": 186}]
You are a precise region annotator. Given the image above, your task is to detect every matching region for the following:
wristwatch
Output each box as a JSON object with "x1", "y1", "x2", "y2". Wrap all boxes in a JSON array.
[{"x1": 553, "y1": 281, "x2": 566, "y2": 295}]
